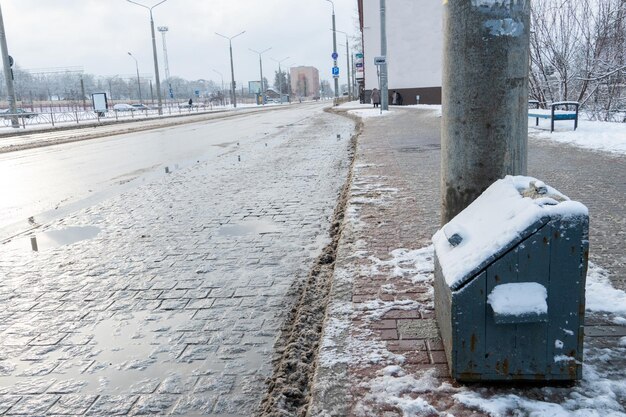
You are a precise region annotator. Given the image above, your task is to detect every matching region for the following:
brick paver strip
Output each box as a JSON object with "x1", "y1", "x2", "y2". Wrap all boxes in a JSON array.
[{"x1": 309, "y1": 107, "x2": 626, "y2": 416}]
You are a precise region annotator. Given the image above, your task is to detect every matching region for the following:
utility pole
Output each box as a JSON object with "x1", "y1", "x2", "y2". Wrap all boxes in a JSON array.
[
  {"x1": 441, "y1": 0, "x2": 531, "y2": 224},
  {"x1": 216, "y1": 31, "x2": 246, "y2": 108},
  {"x1": 335, "y1": 30, "x2": 352, "y2": 99},
  {"x1": 326, "y1": 0, "x2": 339, "y2": 98},
  {"x1": 250, "y1": 47, "x2": 271, "y2": 105},
  {"x1": 0, "y1": 3, "x2": 18, "y2": 128},
  {"x1": 126, "y1": 0, "x2": 167, "y2": 114},
  {"x1": 379, "y1": 0, "x2": 388, "y2": 111},
  {"x1": 128, "y1": 52, "x2": 143, "y2": 102},
  {"x1": 271, "y1": 56, "x2": 290, "y2": 104}
]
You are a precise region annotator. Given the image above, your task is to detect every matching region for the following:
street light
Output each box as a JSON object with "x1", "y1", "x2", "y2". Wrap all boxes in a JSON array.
[
  {"x1": 249, "y1": 47, "x2": 271, "y2": 105},
  {"x1": 270, "y1": 56, "x2": 290, "y2": 104},
  {"x1": 215, "y1": 31, "x2": 246, "y2": 108},
  {"x1": 334, "y1": 29, "x2": 352, "y2": 100},
  {"x1": 324, "y1": 0, "x2": 339, "y2": 98},
  {"x1": 212, "y1": 69, "x2": 225, "y2": 106},
  {"x1": 127, "y1": 52, "x2": 142, "y2": 103},
  {"x1": 126, "y1": 0, "x2": 167, "y2": 114}
]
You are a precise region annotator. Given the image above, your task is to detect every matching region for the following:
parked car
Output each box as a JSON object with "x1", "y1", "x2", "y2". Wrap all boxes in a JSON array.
[
  {"x1": 131, "y1": 104, "x2": 150, "y2": 110},
  {"x1": 113, "y1": 103, "x2": 135, "y2": 112},
  {"x1": 0, "y1": 108, "x2": 38, "y2": 118}
]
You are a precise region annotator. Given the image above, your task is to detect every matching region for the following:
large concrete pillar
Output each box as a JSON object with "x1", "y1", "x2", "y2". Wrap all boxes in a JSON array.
[{"x1": 441, "y1": 0, "x2": 531, "y2": 224}]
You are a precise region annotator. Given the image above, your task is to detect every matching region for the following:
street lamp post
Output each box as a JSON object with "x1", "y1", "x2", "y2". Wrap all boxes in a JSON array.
[
  {"x1": 335, "y1": 29, "x2": 352, "y2": 100},
  {"x1": 127, "y1": 0, "x2": 167, "y2": 114},
  {"x1": 0, "y1": 4, "x2": 18, "y2": 128},
  {"x1": 215, "y1": 31, "x2": 245, "y2": 108},
  {"x1": 271, "y1": 56, "x2": 290, "y2": 104},
  {"x1": 127, "y1": 52, "x2": 142, "y2": 103},
  {"x1": 325, "y1": 0, "x2": 339, "y2": 98},
  {"x1": 212, "y1": 69, "x2": 225, "y2": 106},
  {"x1": 380, "y1": 0, "x2": 389, "y2": 111},
  {"x1": 249, "y1": 47, "x2": 271, "y2": 105}
]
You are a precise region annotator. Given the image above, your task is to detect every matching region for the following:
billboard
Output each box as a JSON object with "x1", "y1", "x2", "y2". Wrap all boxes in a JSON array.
[{"x1": 248, "y1": 81, "x2": 262, "y2": 95}]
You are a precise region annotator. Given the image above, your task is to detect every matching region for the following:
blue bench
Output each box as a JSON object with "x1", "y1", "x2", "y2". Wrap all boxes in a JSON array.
[{"x1": 528, "y1": 101, "x2": 579, "y2": 132}]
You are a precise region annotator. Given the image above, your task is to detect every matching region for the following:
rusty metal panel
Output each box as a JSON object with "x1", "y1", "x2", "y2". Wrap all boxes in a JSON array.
[
  {"x1": 484, "y1": 246, "x2": 520, "y2": 377},
  {"x1": 515, "y1": 225, "x2": 551, "y2": 377},
  {"x1": 546, "y1": 218, "x2": 587, "y2": 380},
  {"x1": 453, "y1": 271, "x2": 486, "y2": 380}
]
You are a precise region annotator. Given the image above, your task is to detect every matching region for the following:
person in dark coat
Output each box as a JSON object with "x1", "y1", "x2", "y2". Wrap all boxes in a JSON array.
[
  {"x1": 188, "y1": 98, "x2": 193, "y2": 106},
  {"x1": 392, "y1": 90, "x2": 403, "y2": 105},
  {"x1": 371, "y1": 88, "x2": 381, "y2": 108}
]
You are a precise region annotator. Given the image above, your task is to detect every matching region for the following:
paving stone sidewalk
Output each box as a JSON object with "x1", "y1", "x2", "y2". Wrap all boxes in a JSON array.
[{"x1": 310, "y1": 106, "x2": 626, "y2": 416}]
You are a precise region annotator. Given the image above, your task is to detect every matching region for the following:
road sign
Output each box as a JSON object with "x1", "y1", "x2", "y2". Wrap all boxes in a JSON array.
[
  {"x1": 374, "y1": 56, "x2": 386, "y2": 66},
  {"x1": 8, "y1": 55, "x2": 13, "y2": 67},
  {"x1": 331, "y1": 52, "x2": 338, "y2": 60},
  {"x1": 332, "y1": 66, "x2": 340, "y2": 78}
]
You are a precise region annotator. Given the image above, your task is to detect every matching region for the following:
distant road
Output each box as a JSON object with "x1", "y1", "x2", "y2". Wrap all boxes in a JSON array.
[{"x1": 0, "y1": 102, "x2": 326, "y2": 239}]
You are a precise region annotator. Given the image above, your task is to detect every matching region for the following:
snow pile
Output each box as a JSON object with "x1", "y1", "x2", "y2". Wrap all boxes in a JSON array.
[
  {"x1": 355, "y1": 367, "x2": 450, "y2": 416},
  {"x1": 433, "y1": 175, "x2": 587, "y2": 289},
  {"x1": 367, "y1": 246, "x2": 435, "y2": 284},
  {"x1": 348, "y1": 108, "x2": 394, "y2": 119},
  {"x1": 318, "y1": 301, "x2": 404, "y2": 368},
  {"x1": 585, "y1": 262, "x2": 626, "y2": 316},
  {"x1": 531, "y1": 119, "x2": 626, "y2": 156},
  {"x1": 487, "y1": 282, "x2": 548, "y2": 317}
]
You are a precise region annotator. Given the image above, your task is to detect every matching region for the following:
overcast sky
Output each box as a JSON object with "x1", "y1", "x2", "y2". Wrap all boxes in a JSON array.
[{"x1": 2, "y1": 0, "x2": 359, "y2": 87}]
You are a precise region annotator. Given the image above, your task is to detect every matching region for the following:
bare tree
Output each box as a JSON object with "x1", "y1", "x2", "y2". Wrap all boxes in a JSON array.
[{"x1": 530, "y1": 0, "x2": 626, "y2": 121}]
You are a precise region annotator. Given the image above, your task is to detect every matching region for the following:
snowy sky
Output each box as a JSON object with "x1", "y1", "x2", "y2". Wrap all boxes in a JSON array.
[{"x1": 2, "y1": 0, "x2": 359, "y2": 86}]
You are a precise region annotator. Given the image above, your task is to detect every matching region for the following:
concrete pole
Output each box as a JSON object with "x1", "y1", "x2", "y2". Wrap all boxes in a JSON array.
[
  {"x1": 0, "y1": 4, "x2": 18, "y2": 128},
  {"x1": 331, "y1": 12, "x2": 338, "y2": 98},
  {"x1": 228, "y1": 41, "x2": 237, "y2": 108},
  {"x1": 345, "y1": 36, "x2": 351, "y2": 99},
  {"x1": 148, "y1": 11, "x2": 163, "y2": 114},
  {"x1": 441, "y1": 0, "x2": 531, "y2": 224},
  {"x1": 278, "y1": 63, "x2": 283, "y2": 104},
  {"x1": 379, "y1": 0, "x2": 388, "y2": 111}
]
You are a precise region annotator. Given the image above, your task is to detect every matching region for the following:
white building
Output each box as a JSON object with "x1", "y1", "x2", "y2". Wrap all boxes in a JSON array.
[{"x1": 358, "y1": 0, "x2": 443, "y2": 105}]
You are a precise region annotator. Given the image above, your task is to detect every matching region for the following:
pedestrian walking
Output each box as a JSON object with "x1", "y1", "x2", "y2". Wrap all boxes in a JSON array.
[
  {"x1": 392, "y1": 90, "x2": 403, "y2": 106},
  {"x1": 188, "y1": 98, "x2": 193, "y2": 107},
  {"x1": 372, "y1": 88, "x2": 381, "y2": 108}
]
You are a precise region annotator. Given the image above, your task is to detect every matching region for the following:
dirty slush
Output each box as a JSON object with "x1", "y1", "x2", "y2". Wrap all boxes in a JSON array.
[{"x1": 259, "y1": 114, "x2": 361, "y2": 417}]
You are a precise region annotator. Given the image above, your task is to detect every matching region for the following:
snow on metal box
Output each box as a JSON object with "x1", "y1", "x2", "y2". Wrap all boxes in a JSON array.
[{"x1": 433, "y1": 176, "x2": 589, "y2": 382}]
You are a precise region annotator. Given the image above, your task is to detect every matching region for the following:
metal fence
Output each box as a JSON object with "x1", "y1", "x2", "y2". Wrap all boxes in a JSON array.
[{"x1": 1, "y1": 103, "x2": 224, "y2": 129}]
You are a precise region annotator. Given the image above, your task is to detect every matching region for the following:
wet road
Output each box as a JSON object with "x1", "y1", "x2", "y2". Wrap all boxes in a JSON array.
[
  {"x1": 0, "y1": 103, "x2": 324, "y2": 239},
  {"x1": 0, "y1": 103, "x2": 355, "y2": 415}
]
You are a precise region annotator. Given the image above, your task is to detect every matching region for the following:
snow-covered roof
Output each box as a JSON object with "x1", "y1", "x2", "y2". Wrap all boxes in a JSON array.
[{"x1": 433, "y1": 175, "x2": 588, "y2": 290}]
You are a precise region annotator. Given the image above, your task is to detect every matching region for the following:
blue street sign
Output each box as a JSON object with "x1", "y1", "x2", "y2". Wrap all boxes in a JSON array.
[
  {"x1": 331, "y1": 52, "x2": 338, "y2": 60},
  {"x1": 332, "y1": 66, "x2": 340, "y2": 78}
]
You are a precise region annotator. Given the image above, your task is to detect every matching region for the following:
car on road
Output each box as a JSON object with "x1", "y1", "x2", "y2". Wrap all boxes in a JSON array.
[
  {"x1": 131, "y1": 104, "x2": 150, "y2": 111},
  {"x1": 0, "y1": 108, "x2": 38, "y2": 118},
  {"x1": 113, "y1": 103, "x2": 135, "y2": 112}
]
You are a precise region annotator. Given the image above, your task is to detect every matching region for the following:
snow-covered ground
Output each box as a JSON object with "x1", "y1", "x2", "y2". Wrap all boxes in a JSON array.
[
  {"x1": 530, "y1": 118, "x2": 626, "y2": 156},
  {"x1": 338, "y1": 101, "x2": 626, "y2": 156}
]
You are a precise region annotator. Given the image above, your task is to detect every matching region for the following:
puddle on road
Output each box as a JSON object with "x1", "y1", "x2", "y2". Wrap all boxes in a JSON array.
[
  {"x1": 2, "y1": 226, "x2": 101, "y2": 252},
  {"x1": 218, "y1": 220, "x2": 281, "y2": 236},
  {"x1": 0, "y1": 311, "x2": 225, "y2": 395}
]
